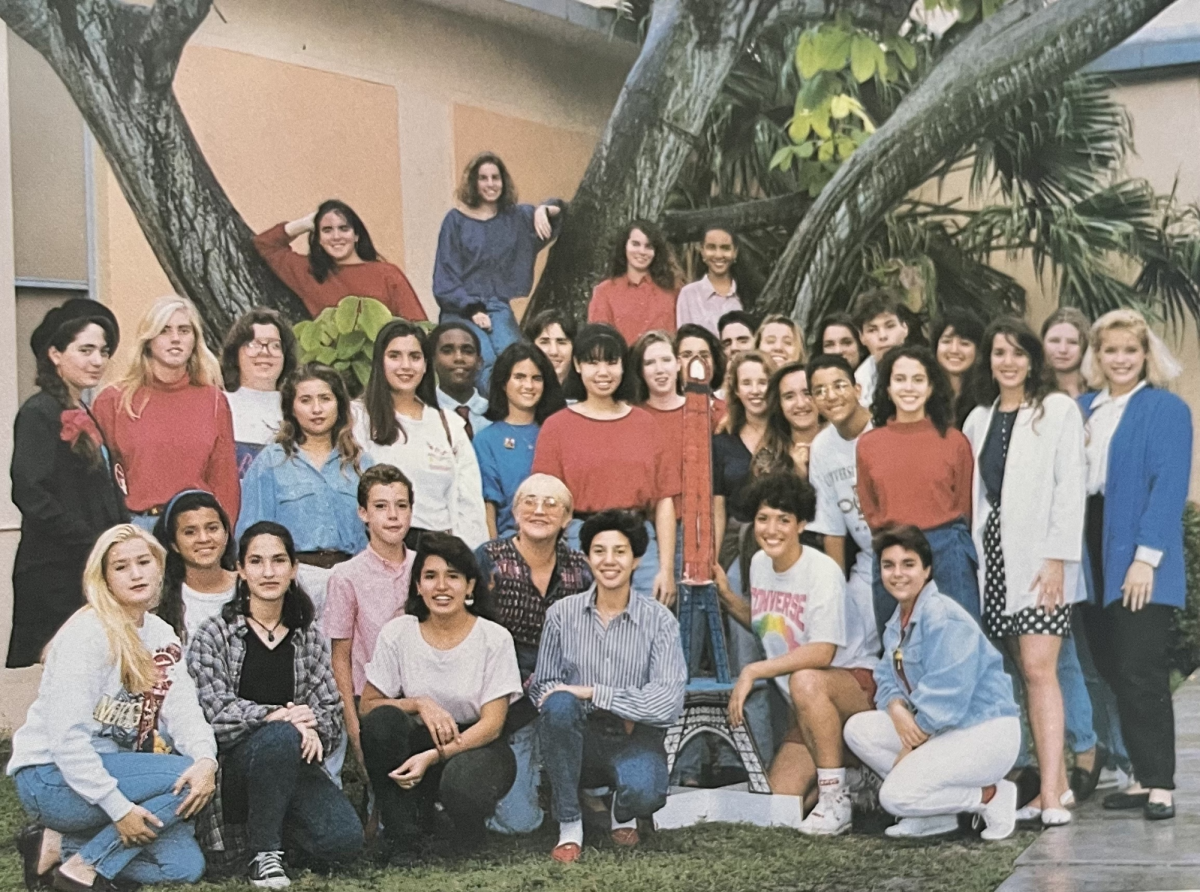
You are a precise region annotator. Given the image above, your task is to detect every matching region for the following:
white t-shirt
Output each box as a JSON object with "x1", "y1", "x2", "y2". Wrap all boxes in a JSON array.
[
  {"x1": 854, "y1": 356, "x2": 876, "y2": 408},
  {"x1": 808, "y1": 421, "x2": 874, "y2": 583},
  {"x1": 365, "y1": 614, "x2": 522, "y2": 725},
  {"x1": 181, "y1": 583, "x2": 235, "y2": 646},
  {"x1": 224, "y1": 388, "x2": 283, "y2": 477},
  {"x1": 749, "y1": 547, "x2": 873, "y2": 699}
]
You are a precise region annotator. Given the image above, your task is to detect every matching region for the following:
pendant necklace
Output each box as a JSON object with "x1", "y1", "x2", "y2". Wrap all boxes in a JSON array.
[{"x1": 249, "y1": 614, "x2": 283, "y2": 643}]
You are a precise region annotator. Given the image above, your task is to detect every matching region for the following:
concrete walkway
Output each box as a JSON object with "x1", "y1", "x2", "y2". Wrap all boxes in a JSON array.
[{"x1": 997, "y1": 674, "x2": 1200, "y2": 892}]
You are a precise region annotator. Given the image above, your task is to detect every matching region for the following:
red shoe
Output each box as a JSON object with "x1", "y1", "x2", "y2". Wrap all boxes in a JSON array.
[
  {"x1": 610, "y1": 827, "x2": 640, "y2": 847},
  {"x1": 550, "y1": 842, "x2": 582, "y2": 863}
]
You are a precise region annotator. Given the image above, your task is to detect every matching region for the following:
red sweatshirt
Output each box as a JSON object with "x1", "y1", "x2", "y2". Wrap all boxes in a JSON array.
[
  {"x1": 856, "y1": 417, "x2": 973, "y2": 532},
  {"x1": 532, "y1": 406, "x2": 681, "y2": 515},
  {"x1": 92, "y1": 378, "x2": 240, "y2": 522},
  {"x1": 587, "y1": 275, "x2": 677, "y2": 346},
  {"x1": 254, "y1": 222, "x2": 427, "y2": 321}
]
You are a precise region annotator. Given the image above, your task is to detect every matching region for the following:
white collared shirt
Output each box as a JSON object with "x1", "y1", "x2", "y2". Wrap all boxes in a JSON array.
[
  {"x1": 436, "y1": 387, "x2": 492, "y2": 436},
  {"x1": 1084, "y1": 380, "x2": 1161, "y2": 567}
]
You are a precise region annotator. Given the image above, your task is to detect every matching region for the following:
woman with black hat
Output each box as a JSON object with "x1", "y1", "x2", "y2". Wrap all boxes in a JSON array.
[{"x1": 7, "y1": 299, "x2": 128, "y2": 668}]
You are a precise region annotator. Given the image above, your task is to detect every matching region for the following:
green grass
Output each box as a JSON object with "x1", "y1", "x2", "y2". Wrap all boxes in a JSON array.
[{"x1": 0, "y1": 754, "x2": 1034, "y2": 892}]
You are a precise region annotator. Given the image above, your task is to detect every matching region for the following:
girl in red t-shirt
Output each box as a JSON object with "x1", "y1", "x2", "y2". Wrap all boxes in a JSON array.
[{"x1": 532, "y1": 324, "x2": 679, "y2": 603}]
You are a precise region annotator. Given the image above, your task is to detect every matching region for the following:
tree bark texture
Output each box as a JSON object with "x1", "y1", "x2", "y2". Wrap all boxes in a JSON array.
[
  {"x1": 661, "y1": 192, "x2": 813, "y2": 241},
  {"x1": 758, "y1": 0, "x2": 1178, "y2": 328},
  {"x1": 0, "y1": 0, "x2": 307, "y2": 337}
]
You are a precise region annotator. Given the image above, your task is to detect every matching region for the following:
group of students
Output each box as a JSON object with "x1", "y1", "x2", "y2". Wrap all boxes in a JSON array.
[{"x1": 4, "y1": 150, "x2": 1194, "y2": 890}]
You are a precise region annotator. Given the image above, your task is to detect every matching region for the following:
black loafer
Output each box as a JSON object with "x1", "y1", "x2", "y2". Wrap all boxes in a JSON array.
[
  {"x1": 1144, "y1": 800, "x2": 1176, "y2": 821},
  {"x1": 1070, "y1": 746, "x2": 1107, "y2": 803},
  {"x1": 1104, "y1": 790, "x2": 1150, "y2": 810},
  {"x1": 16, "y1": 825, "x2": 52, "y2": 890}
]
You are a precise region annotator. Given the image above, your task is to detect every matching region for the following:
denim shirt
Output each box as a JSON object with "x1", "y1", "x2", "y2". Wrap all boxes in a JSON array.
[
  {"x1": 237, "y1": 442, "x2": 372, "y2": 554},
  {"x1": 873, "y1": 582, "x2": 1019, "y2": 735}
]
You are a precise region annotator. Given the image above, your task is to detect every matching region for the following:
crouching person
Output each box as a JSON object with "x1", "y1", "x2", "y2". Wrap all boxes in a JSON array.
[
  {"x1": 714, "y1": 473, "x2": 880, "y2": 836},
  {"x1": 843, "y1": 526, "x2": 1021, "y2": 841},
  {"x1": 188, "y1": 522, "x2": 363, "y2": 889},
  {"x1": 531, "y1": 510, "x2": 687, "y2": 863},
  {"x1": 9, "y1": 525, "x2": 216, "y2": 890},
  {"x1": 359, "y1": 533, "x2": 521, "y2": 860}
]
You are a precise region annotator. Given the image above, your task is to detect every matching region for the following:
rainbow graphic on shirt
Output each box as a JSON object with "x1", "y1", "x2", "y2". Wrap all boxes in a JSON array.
[{"x1": 750, "y1": 587, "x2": 808, "y2": 661}]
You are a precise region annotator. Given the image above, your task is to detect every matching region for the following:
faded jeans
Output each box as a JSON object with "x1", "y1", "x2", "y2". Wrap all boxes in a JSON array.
[
  {"x1": 14, "y1": 753, "x2": 205, "y2": 884},
  {"x1": 486, "y1": 722, "x2": 543, "y2": 834},
  {"x1": 539, "y1": 692, "x2": 669, "y2": 824}
]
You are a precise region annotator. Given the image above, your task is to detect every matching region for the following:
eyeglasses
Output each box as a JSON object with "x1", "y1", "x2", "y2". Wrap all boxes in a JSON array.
[
  {"x1": 810, "y1": 380, "x2": 853, "y2": 400},
  {"x1": 244, "y1": 339, "x2": 284, "y2": 357},
  {"x1": 517, "y1": 495, "x2": 563, "y2": 512}
]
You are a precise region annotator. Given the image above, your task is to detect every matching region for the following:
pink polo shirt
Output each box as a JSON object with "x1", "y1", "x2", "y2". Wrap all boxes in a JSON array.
[
  {"x1": 322, "y1": 545, "x2": 416, "y2": 694},
  {"x1": 675, "y1": 275, "x2": 743, "y2": 336}
]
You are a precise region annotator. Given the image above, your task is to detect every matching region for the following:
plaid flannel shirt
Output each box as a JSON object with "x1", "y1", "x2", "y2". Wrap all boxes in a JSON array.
[{"x1": 186, "y1": 612, "x2": 343, "y2": 855}]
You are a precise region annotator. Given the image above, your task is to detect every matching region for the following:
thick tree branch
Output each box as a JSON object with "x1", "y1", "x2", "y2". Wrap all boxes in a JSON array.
[
  {"x1": 765, "y1": 0, "x2": 914, "y2": 31},
  {"x1": 661, "y1": 192, "x2": 813, "y2": 241},
  {"x1": 141, "y1": 0, "x2": 211, "y2": 87},
  {"x1": 760, "y1": 0, "x2": 1176, "y2": 326}
]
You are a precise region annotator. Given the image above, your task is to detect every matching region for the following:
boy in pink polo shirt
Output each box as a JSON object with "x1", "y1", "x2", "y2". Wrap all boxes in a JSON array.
[{"x1": 323, "y1": 464, "x2": 416, "y2": 771}]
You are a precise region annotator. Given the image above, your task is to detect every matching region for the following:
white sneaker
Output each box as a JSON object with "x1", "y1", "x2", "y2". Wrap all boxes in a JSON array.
[
  {"x1": 798, "y1": 790, "x2": 853, "y2": 836},
  {"x1": 885, "y1": 815, "x2": 960, "y2": 838},
  {"x1": 980, "y1": 779, "x2": 1018, "y2": 841}
]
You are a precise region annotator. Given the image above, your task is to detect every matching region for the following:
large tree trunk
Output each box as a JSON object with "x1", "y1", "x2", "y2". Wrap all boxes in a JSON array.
[
  {"x1": 0, "y1": 0, "x2": 306, "y2": 337},
  {"x1": 758, "y1": 0, "x2": 1176, "y2": 327},
  {"x1": 526, "y1": 0, "x2": 779, "y2": 321}
]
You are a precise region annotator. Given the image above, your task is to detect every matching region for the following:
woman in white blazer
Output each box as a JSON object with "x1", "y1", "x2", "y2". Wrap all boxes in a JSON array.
[{"x1": 963, "y1": 318, "x2": 1087, "y2": 829}]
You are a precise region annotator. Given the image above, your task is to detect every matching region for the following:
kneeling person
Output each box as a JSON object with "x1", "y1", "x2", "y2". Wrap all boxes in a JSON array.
[
  {"x1": 359, "y1": 534, "x2": 521, "y2": 857},
  {"x1": 531, "y1": 510, "x2": 687, "y2": 862},
  {"x1": 843, "y1": 526, "x2": 1020, "y2": 841},
  {"x1": 715, "y1": 473, "x2": 879, "y2": 836}
]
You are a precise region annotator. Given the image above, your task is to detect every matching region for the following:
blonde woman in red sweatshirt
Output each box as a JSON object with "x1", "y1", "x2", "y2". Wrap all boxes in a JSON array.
[{"x1": 93, "y1": 296, "x2": 240, "y2": 529}]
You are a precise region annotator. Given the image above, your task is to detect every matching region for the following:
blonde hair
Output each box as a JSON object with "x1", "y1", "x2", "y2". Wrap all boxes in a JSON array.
[
  {"x1": 1081, "y1": 308, "x2": 1183, "y2": 390},
  {"x1": 82, "y1": 524, "x2": 167, "y2": 694},
  {"x1": 754, "y1": 314, "x2": 807, "y2": 366},
  {"x1": 113, "y1": 295, "x2": 221, "y2": 416}
]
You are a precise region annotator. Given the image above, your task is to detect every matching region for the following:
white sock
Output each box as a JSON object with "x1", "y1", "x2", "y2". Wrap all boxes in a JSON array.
[
  {"x1": 611, "y1": 800, "x2": 637, "y2": 830},
  {"x1": 557, "y1": 819, "x2": 584, "y2": 848},
  {"x1": 816, "y1": 767, "x2": 847, "y2": 796}
]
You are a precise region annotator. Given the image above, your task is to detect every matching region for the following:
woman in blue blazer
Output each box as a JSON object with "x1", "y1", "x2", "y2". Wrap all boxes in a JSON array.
[{"x1": 1078, "y1": 308, "x2": 1191, "y2": 821}]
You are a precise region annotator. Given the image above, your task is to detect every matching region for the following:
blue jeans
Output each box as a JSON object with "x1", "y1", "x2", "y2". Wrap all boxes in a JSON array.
[
  {"x1": 221, "y1": 723, "x2": 363, "y2": 860},
  {"x1": 539, "y1": 692, "x2": 669, "y2": 824},
  {"x1": 440, "y1": 305, "x2": 522, "y2": 394},
  {"x1": 872, "y1": 520, "x2": 980, "y2": 636},
  {"x1": 14, "y1": 753, "x2": 205, "y2": 884},
  {"x1": 486, "y1": 722, "x2": 543, "y2": 834},
  {"x1": 566, "y1": 517, "x2": 660, "y2": 598}
]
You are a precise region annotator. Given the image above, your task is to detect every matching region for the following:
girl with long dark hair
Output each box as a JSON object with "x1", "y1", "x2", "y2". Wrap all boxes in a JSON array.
[
  {"x1": 474, "y1": 342, "x2": 566, "y2": 538},
  {"x1": 187, "y1": 522, "x2": 362, "y2": 887},
  {"x1": 963, "y1": 318, "x2": 1088, "y2": 826},
  {"x1": 587, "y1": 220, "x2": 680, "y2": 346},
  {"x1": 811, "y1": 313, "x2": 865, "y2": 371},
  {"x1": 856, "y1": 345, "x2": 978, "y2": 631},
  {"x1": 254, "y1": 199, "x2": 425, "y2": 320},
  {"x1": 751, "y1": 360, "x2": 822, "y2": 481},
  {"x1": 359, "y1": 533, "x2": 521, "y2": 858},
  {"x1": 434, "y1": 152, "x2": 566, "y2": 390},
  {"x1": 239, "y1": 363, "x2": 373, "y2": 618},
  {"x1": 153, "y1": 490, "x2": 237, "y2": 646},
  {"x1": 931, "y1": 308, "x2": 985, "y2": 428},
  {"x1": 7, "y1": 300, "x2": 128, "y2": 668},
  {"x1": 532, "y1": 324, "x2": 680, "y2": 602},
  {"x1": 353, "y1": 319, "x2": 488, "y2": 548}
]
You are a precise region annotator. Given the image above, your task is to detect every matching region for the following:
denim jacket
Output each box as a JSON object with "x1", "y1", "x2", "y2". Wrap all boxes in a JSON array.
[
  {"x1": 237, "y1": 442, "x2": 372, "y2": 553},
  {"x1": 873, "y1": 582, "x2": 1018, "y2": 735}
]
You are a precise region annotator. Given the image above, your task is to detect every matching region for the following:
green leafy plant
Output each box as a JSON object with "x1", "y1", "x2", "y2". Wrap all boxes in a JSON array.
[{"x1": 293, "y1": 296, "x2": 394, "y2": 397}]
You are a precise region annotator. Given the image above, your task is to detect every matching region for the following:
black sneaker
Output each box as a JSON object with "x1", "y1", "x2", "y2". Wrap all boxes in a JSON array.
[{"x1": 247, "y1": 851, "x2": 289, "y2": 890}]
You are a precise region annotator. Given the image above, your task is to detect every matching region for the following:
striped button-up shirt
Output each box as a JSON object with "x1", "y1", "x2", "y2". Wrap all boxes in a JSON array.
[{"x1": 530, "y1": 586, "x2": 686, "y2": 728}]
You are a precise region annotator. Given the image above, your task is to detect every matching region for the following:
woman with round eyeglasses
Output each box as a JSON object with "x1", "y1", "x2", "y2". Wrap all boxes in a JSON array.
[
  {"x1": 1078, "y1": 309, "x2": 1191, "y2": 821},
  {"x1": 532, "y1": 324, "x2": 680, "y2": 603},
  {"x1": 220, "y1": 308, "x2": 297, "y2": 478}
]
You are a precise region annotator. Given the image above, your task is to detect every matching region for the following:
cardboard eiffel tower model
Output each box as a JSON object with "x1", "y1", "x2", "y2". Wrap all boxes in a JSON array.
[{"x1": 653, "y1": 358, "x2": 804, "y2": 829}]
